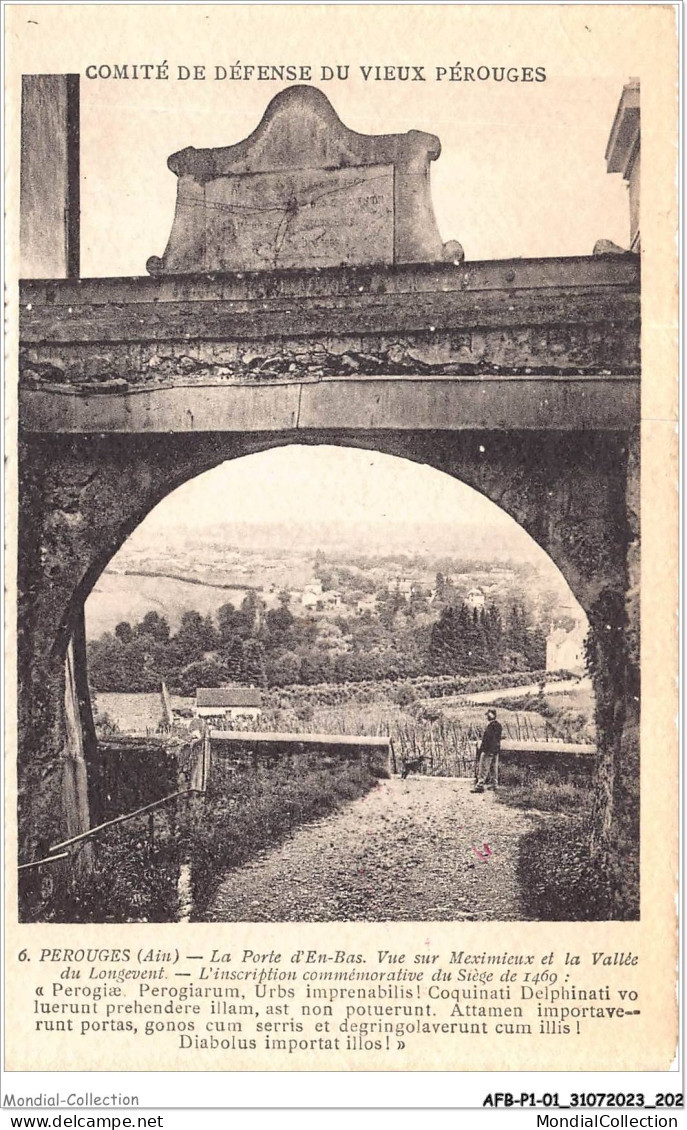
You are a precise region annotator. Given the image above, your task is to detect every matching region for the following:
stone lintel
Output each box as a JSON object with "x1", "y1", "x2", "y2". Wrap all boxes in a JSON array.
[
  {"x1": 19, "y1": 257, "x2": 640, "y2": 398},
  {"x1": 19, "y1": 375, "x2": 640, "y2": 435},
  {"x1": 19, "y1": 256, "x2": 640, "y2": 370},
  {"x1": 20, "y1": 253, "x2": 640, "y2": 307}
]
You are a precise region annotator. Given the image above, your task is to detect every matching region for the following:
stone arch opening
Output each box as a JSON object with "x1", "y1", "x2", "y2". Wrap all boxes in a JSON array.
[
  {"x1": 18, "y1": 420, "x2": 638, "y2": 922},
  {"x1": 83, "y1": 441, "x2": 590, "y2": 702},
  {"x1": 38, "y1": 428, "x2": 612, "y2": 668}
]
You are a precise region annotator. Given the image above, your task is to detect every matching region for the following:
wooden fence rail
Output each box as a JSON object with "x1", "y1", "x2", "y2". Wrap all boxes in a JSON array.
[
  {"x1": 18, "y1": 851, "x2": 71, "y2": 871},
  {"x1": 48, "y1": 788, "x2": 200, "y2": 854}
]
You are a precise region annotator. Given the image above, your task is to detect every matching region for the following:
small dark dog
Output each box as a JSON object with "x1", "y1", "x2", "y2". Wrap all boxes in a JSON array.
[{"x1": 401, "y1": 755, "x2": 425, "y2": 780}]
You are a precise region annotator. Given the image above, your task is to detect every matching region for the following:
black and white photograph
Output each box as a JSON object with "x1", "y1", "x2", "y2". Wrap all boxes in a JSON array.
[
  {"x1": 4, "y1": 1, "x2": 678, "y2": 1086},
  {"x1": 17, "y1": 69, "x2": 641, "y2": 927}
]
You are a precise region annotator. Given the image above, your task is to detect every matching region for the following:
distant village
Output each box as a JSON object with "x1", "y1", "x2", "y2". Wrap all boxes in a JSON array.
[{"x1": 87, "y1": 537, "x2": 587, "y2": 727}]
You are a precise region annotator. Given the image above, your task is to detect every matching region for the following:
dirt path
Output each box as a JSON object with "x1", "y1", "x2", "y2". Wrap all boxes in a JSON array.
[
  {"x1": 206, "y1": 777, "x2": 543, "y2": 922},
  {"x1": 451, "y1": 677, "x2": 592, "y2": 704}
]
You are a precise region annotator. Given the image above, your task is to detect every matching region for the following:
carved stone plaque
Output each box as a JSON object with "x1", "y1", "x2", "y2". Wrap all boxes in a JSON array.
[
  {"x1": 188, "y1": 164, "x2": 393, "y2": 271},
  {"x1": 148, "y1": 85, "x2": 445, "y2": 274}
]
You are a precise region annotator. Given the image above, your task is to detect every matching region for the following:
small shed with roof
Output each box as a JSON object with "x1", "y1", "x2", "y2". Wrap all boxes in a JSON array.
[{"x1": 195, "y1": 686, "x2": 263, "y2": 722}]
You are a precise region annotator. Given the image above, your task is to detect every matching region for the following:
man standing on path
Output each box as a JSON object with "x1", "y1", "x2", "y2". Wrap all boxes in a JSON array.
[{"x1": 472, "y1": 709, "x2": 502, "y2": 793}]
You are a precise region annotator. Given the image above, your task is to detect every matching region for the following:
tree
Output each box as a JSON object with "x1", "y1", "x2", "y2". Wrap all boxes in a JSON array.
[
  {"x1": 524, "y1": 625, "x2": 547, "y2": 670},
  {"x1": 409, "y1": 586, "x2": 430, "y2": 616},
  {"x1": 427, "y1": 601, "x2": 500, "y2": 676},
  {"x1": 203, "y1": 614, "x2": 218, "y2": 651},
  {"x1": 392, "y1": 682, "x2": 416, "y2": 706},
  {"x1": 457, "y1": 604, "x2": 476, "y2": 673},
  {"x1": 427, "y1": 606, "x2": 461, "y2": 674},
  {"x1": 217, "y1": 600, "x2": 256, "y2": 654},
  {"x1": 502, "y1": 648, "x2": 527, "y2": 673},
  {"x1": 176, "y1": 657, "x2": 227, "y2": 697},
  {"x1": 434, "y1": 572, "x2": 455, "y2": 606},
  {"x1": 114, "y1": 621, "x2": 133, "y2": 644},
  {"x1": 137, "y1": 611, "x2": 170, "y2": 642},
  {"x1": 316, "y1": 621, "x2": 345, "y2": 652},
  {"x1": 176, "y1": 610, "x2": 215, "y2": 665},
  {"x1": 217, "y1": 601, "x2": 238, "y2": 642},
  {"x1": 88, "y1": 633, "x2": 131, "y2": 691},
  {"x1": 241, "y1": 638, "x2": 267, "y2": 687},
  {"x1": 223, "y1": 637, "x2": 244, "y2": 681},
  {"x1": 299, "y1": 653, "x2": 330, "y2": 685},
  {"x1": 241, "y1": 591, "x2": 264, "y2": 634},
  {"x1": 266, "y1": 650, "x2": 301, "y2": 687},
  {"x1": 468, "y1": 608, "x2": 490, "y2": 672},
  {"x1": 506, "y1": 603, "x2": 529, "y2": 656},
  {"x1": 483, "y1": 604, "x2": 504, "y2": 668},
  {"x1": 378, "y1": 589, "x2": 405, "y2": 629},
  {"x1": 265, "y1": 605, "x2": 294, "y2": 639}
]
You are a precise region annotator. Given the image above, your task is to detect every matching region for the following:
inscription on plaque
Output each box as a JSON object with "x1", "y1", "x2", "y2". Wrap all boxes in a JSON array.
[
  {"x1": 184, "y1": 165, "x2": 394, "y2": 271},
  {"x1": 148, "y1": 85, "x2": 450, "y2": 275}
]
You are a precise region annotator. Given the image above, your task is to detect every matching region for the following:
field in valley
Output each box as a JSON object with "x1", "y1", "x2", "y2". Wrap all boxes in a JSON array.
[
  {"x1": 94, "y1": 691, "x2": 194, "y2": 732},
  {"x1": 86, "y1": 573, "x2": 256, "y2": 638}
]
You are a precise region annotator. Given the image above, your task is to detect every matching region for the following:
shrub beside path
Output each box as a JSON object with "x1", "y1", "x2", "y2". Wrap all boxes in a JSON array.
[{"x1": 206, "y1": 777, "x2": 544, "y2": 922}]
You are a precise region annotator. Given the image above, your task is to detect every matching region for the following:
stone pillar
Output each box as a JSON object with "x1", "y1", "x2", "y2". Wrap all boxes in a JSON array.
[
  {"x1": 16, "y1": 430, "x2": 245, "y2": 905},
  {"x1": 605, "y1": 79, "x2": 640, "y2": 252},
  {"x1": 587, "y1": 428, "x2": 640, "y2": 918},
  {"x1": 18, "y1": 77, "x2": 84, "y2": 906},
  {"x1": 63, "y1": 638, "x2": 93, "y2": 876}
]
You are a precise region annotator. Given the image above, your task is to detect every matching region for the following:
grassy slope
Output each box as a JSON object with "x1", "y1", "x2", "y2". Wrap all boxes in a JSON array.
[
  {"x1": 496, "y1": 761, "x2": 616, "y2": 921},
  {"x1": 86, "y1": 573, "x2": 256, "y2": 637}
]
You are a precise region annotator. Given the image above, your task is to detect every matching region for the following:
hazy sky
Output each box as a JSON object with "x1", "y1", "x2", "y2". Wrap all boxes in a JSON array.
[
  {"x1": 80, "y1": 74, "x2": 630, "y2": 276},
  {"x1": 137, "y1": 444, "x2": 533, "y2": 546},
  {"x1": 117, "y1": 445, "x2": 576, "y2": 603}
]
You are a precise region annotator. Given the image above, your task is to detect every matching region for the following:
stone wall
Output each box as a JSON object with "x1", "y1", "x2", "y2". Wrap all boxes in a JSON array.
[{"x1": 20, "y1": 257, "x2": 640, "y2": 392}]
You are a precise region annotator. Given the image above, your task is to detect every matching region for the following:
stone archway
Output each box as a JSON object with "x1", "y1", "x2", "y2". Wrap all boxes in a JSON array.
[
  {"x1": 17, "y1": 420, "x2": 639, "y2": 917},
  {"x1": 17, "y1": 76, "x2": 641, "y2": 919}
]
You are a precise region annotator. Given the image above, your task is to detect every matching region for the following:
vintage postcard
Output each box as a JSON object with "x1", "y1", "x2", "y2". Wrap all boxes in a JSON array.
[{"x1": 2, "y1": 0, "x2": 679, "y2": 1091}]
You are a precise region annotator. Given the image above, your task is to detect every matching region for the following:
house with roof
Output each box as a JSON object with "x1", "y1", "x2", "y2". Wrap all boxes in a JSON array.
[
  {"x1": 387, "y1": 576, "x2": 413, "y2": 597},
  {"x1": 301, "y1": 582, "x2": 341, "y2": 611},
  {"x1": 300, "y1": 580, "x2": 323, "y2": 608},
  {"x1": 545, "y1": 623, "x2": 587, "y2": 675},
  {"x1": 194, "y1": 686, "x2": 263, "y2": 722},
  {"x1": 466, "y1": 587, "x2": 486, "y2": 610}
]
